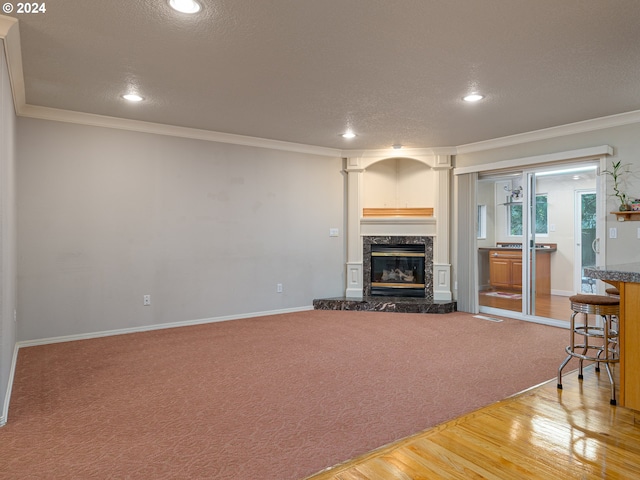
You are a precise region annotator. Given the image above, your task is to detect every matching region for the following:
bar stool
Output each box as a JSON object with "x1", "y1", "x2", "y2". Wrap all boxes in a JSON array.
[
  {"x1": 606, "y1": 287, "x2": 620, "y2": 297},
  {"x1": 557, "y1": 294, "x2": 620, "y2": 405}
]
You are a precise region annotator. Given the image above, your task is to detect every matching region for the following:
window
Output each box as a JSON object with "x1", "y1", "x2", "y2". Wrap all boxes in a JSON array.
[
  {"x1": 477, "y1": 205, "x2": 487, "y2": 239},
  {"x1": 508, "y1": 194, "x2": 548, "y2": 236}
]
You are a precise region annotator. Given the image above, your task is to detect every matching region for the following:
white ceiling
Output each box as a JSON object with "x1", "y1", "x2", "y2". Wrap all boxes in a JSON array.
[{"x1": 3, "y1": 0, "x2": 640, "y2": 151}]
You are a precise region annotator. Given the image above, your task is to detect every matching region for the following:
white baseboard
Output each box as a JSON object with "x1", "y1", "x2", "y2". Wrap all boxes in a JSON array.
[
  {"x1": 0, "y1": 343, "x2": 19, "y2": 427},
  {"x1": 551, "y1": 289, "x2": 574, "y2": 297},
  {"x1": 16, "y1": 306, "x2": 314, "y2": 348}
]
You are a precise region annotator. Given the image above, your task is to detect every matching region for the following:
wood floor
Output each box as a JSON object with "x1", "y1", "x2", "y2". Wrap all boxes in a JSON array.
[
  {"x1": 479, "y1": 291, "x2": 573, "y2": 321},
  {"x1": 305, "y1": 366, "x2": 640, "y2": 479}
]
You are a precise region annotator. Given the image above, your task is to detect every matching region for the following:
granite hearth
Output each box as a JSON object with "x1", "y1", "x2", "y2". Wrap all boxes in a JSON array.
[
  {"x1": 313, "y1": 296, "x2": 457, "y2": 314},
  {"x1": 315, "y1": 233, "x2": 456, "y2": 313}
]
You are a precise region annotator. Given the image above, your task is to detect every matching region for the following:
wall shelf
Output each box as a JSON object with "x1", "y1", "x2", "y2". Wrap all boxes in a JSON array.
[
  {"x1": 612, "y1": 210, "x2": 640, "y2": 221},
  {"x1": 362, "y1": 208, "x2": 434, "y2": 217}
]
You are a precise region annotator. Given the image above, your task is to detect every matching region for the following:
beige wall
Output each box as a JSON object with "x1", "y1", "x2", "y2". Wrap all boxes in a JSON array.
[{"x1": 17, "y1": 118, "x2": 345, "y2": 341}]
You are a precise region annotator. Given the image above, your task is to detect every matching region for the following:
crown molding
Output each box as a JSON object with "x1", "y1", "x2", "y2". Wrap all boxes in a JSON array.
[
  {"x1": 341, "y1": 146, "x2": 456, "y2": 158},
  {"x1": 20, "y1": 103, "x2": 640, "y2": 160},
  {"x1": 456, "y1": 110, "x2": 640, "y2": 155},
  {"x1": 18, "y1": 104, "x2": 343, "y2": 157}
]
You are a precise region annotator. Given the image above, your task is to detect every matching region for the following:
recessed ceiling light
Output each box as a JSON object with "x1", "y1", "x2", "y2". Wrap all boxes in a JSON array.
[
  {"x1": 463, "y1": 93, "x2": 484, "y2": 102},
  {"x1": 341, "y1": 131, "x2": 356, "y2": 139},
  {"x1": 122, "y1": 94, "x2": 144, "y2": 102},
  {"x1": 169, "y1": 0, "x2": 201, "y2": 14}
]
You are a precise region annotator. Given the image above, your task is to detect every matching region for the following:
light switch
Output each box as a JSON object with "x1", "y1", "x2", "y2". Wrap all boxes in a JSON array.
[
  {"x1": 329, "y1": 228, "x2": 339, "y2": 237},
  {"x1": 609, "y1": 227, "x2": 617, "y2": 239}
]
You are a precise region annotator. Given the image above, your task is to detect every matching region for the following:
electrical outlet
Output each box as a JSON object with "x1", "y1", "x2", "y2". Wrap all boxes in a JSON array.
[
  {"x1": 329, "y1": 228, "x2": 339, "y2": 237},
  {"x1": 276, "y1": 283, "x2": 283, "y2": 293},
  {"x1": 143, "y1": 295, "x2": 151, "y2": 306}
]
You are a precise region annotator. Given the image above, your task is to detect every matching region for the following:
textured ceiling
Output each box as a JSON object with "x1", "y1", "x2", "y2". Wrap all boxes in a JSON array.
[{"x1": 5, "y1": 0, "x2": 640, "y2": 150}]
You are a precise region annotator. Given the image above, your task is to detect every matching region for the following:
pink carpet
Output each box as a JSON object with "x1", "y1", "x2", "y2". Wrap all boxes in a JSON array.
[{"x1": 1, "y1": 310, "x2": 574, "y2": 479}]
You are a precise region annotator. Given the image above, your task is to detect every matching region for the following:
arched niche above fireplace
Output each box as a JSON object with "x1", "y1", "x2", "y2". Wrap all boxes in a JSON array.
[{"x1": 362, "y1": 157, "x2": 435, "y2": 211}]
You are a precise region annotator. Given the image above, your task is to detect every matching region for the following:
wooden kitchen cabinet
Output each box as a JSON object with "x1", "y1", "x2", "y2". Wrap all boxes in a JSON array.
[
  {"x1": 489, "y1": 249, "x2": 551, "y2": 293},
  {"x1": 489, "y1": 250, "x2": 520, "y2": 289}
]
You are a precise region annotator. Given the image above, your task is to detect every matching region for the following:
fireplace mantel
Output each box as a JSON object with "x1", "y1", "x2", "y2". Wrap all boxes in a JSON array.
[
  {"x1": 343, "y1": 154, "x2": 452, "y2": 302},
  {"x1": 362, "y1": 208, "x2": 434, "y2": 217},
  {"x1": 360, "y1": 216, "x2": 437, "y2": 237}
]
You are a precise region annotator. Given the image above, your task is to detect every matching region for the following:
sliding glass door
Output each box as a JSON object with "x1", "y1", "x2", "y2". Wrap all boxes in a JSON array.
[
  {"x1": 477, "y1": 172, "x2": 525, "y2": 315},
  {"x1": 522, "y1": 171, "x2": 548, "y2": 318},
  {"x1": 477, "y1": 162, "x2": 600, "y2": 324}
]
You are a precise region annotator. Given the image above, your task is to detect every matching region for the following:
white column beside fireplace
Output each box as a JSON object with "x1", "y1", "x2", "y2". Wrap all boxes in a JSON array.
[{"x1": 344, "y1": 157, "x2": 364, "y2": 298}]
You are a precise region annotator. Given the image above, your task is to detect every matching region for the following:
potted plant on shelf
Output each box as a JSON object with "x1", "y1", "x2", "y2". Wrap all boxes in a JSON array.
[{"x1": 602, "y1": 160, "x2": 630, "y2": 211}]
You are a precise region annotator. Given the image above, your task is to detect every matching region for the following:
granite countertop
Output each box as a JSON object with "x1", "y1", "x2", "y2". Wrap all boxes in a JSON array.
[{"x1": 584, "y1": 263, "x2": 640, "y2": 283}]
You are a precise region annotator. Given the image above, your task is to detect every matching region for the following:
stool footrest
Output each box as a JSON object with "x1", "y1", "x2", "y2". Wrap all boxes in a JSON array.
[
  {"x1": 573, "y1": 325, "x2": 618, "y2": 339},
  {"x1": 564, "y1": 345, "x2": 619, "y2": 363}
]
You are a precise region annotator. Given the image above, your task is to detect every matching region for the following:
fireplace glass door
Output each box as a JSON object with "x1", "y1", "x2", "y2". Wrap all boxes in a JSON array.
[{"x1": 371, "y1": 244, "x2": 426, "y2": 297}]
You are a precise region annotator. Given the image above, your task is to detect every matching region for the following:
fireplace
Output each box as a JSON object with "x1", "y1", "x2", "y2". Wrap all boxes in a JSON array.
[
  {"x1": 370, "y1": 244, "x2": 425, "y2": 297},
  {"x1": 363, "y1": 236, "x2": 433, "y2": 300}
]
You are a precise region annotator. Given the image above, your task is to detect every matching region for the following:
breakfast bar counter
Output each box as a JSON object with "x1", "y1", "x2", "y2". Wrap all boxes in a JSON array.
[{"x1": 585, "y1": 263, "x2": 640, "y2": 411}]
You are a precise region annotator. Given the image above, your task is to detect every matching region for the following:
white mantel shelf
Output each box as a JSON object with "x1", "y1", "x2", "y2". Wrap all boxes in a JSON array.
[{"x1": 360, "y1": 216, "x2": 437, "y2": 237}]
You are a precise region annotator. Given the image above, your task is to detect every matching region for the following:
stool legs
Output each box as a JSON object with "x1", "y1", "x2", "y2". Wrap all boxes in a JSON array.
[
  {"x1": 558, "y1": 312, "x2": 587, "y2": 390},
  {"x1": 601, "y1": 313, "x2": 618, "y2": 405},
  {"x1": 557, "y1": 311, "x2": 618, "y2": 405},
  {"x1": 557, "y1": 311, "x2": 579, "y2": 388}
]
